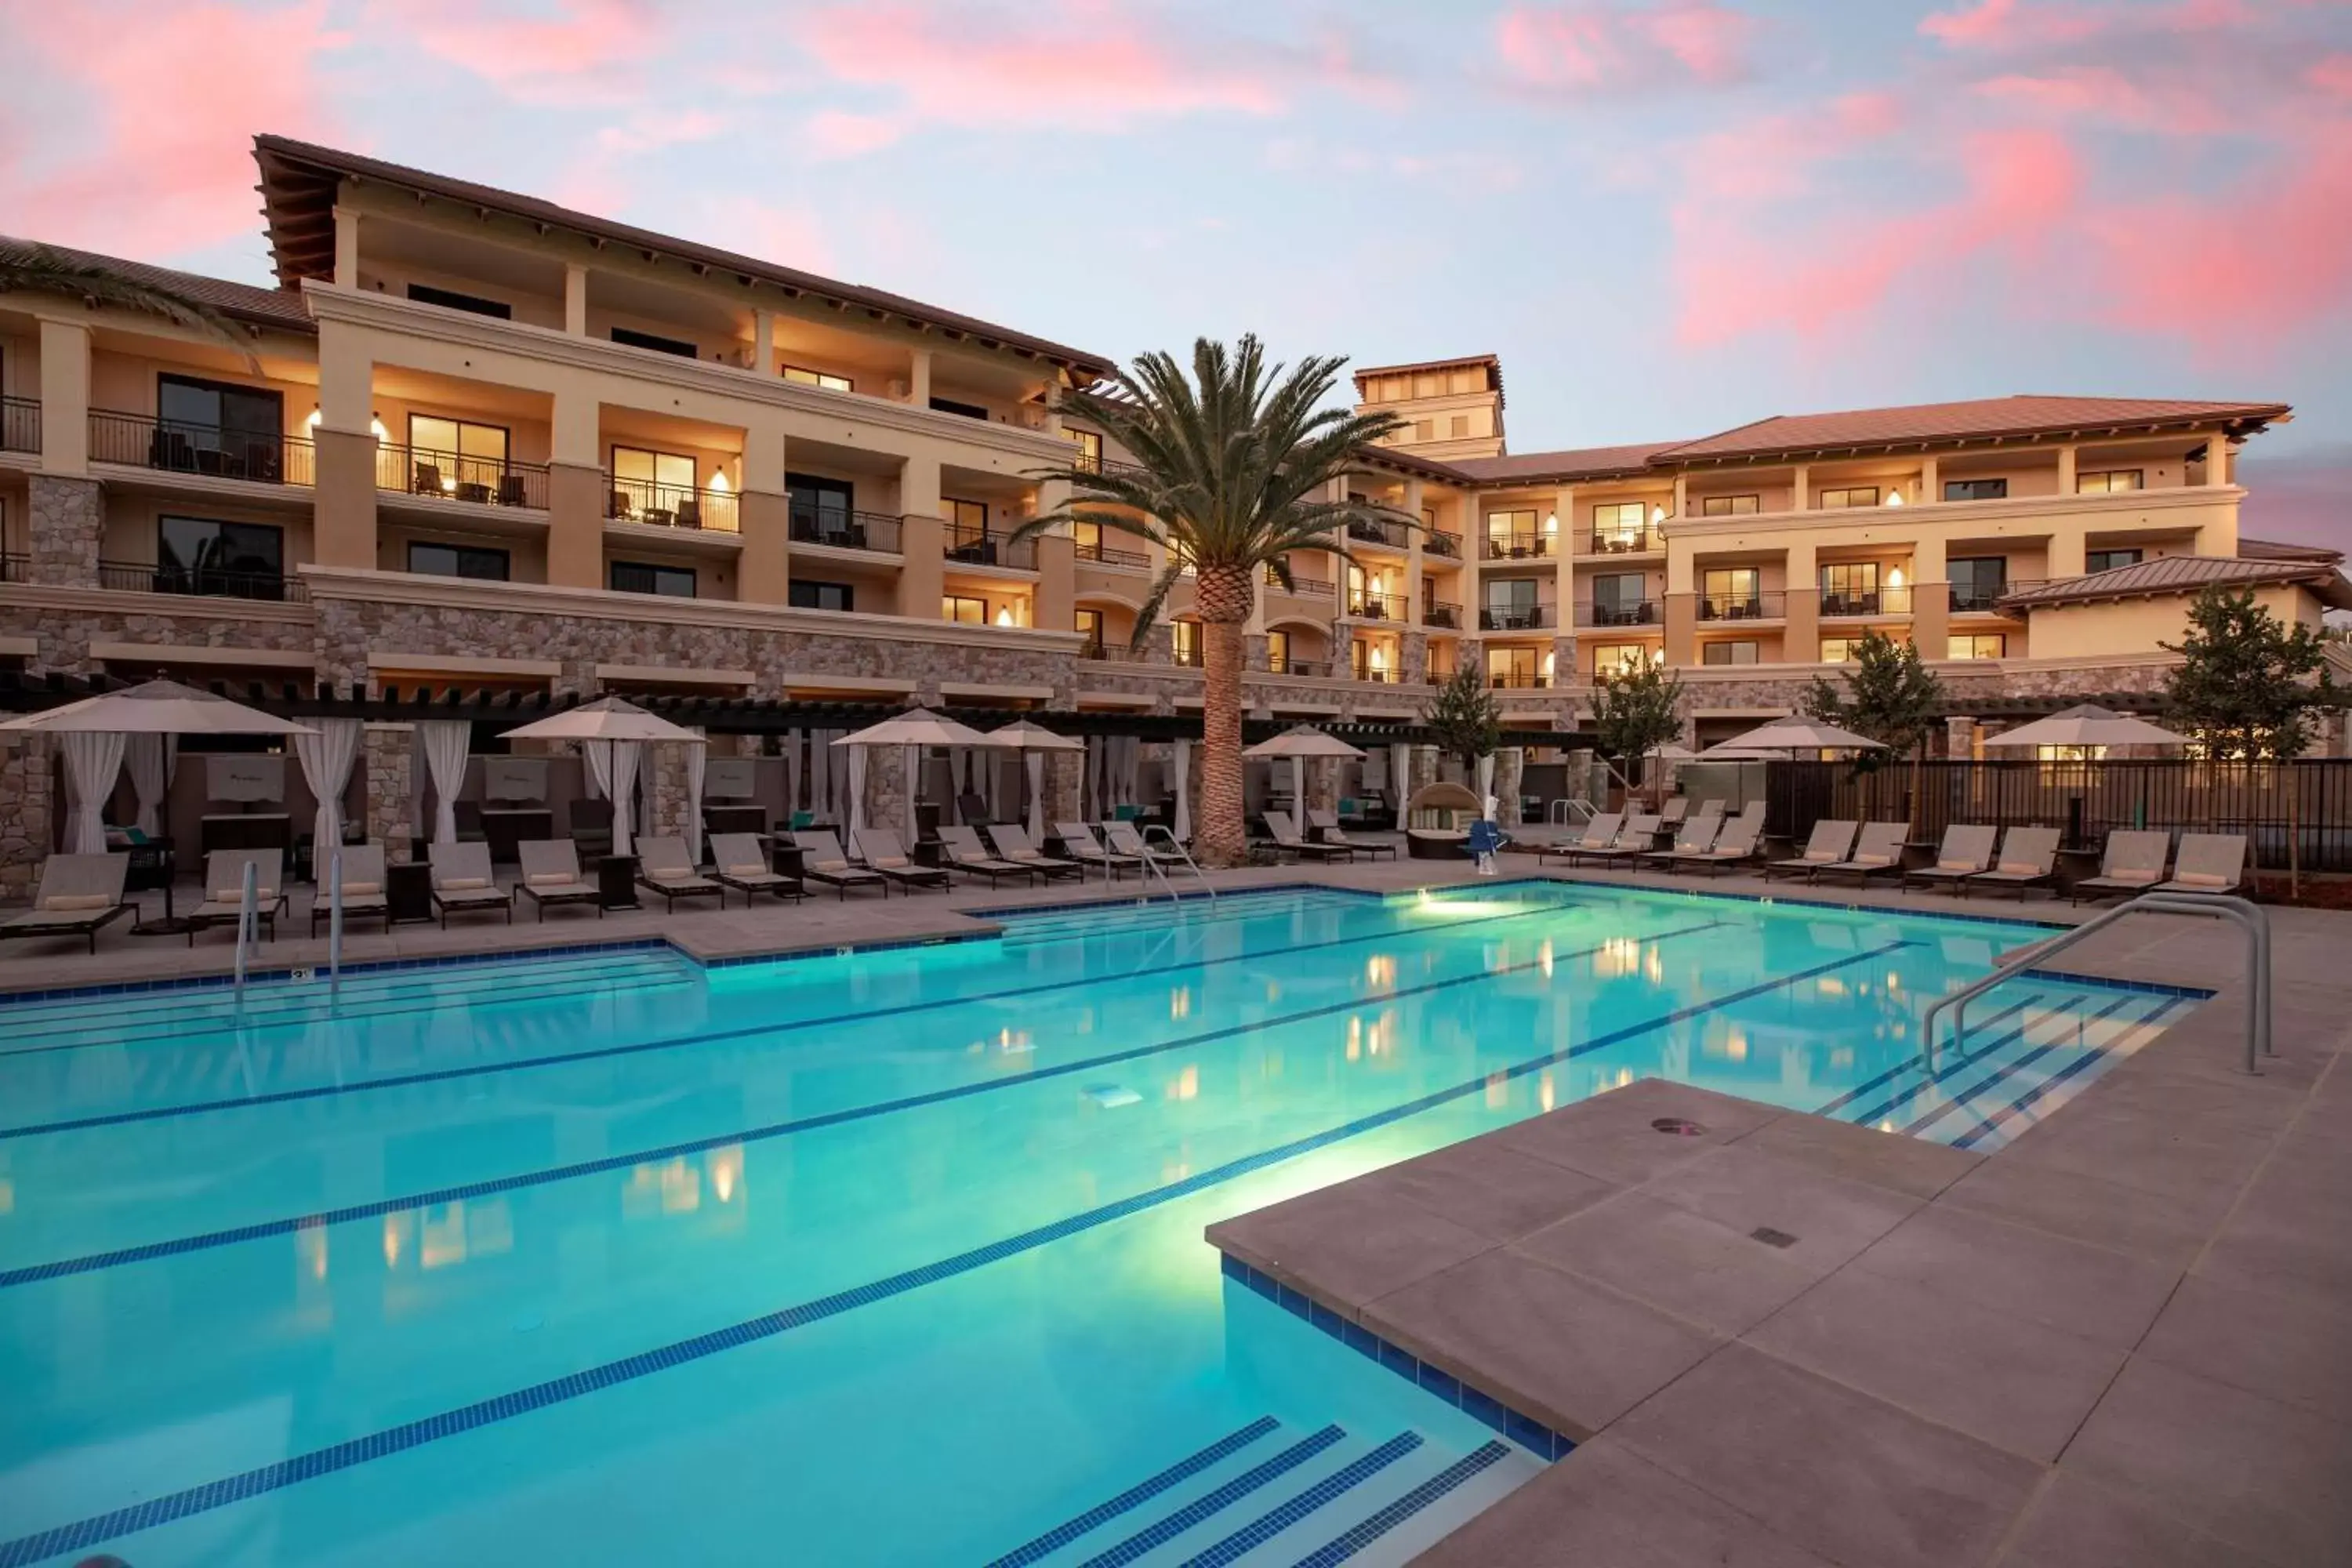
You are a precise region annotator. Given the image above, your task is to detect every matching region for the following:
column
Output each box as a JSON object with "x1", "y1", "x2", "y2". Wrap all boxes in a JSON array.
[
  {"x1": 896, "y1": 452, "x2": 945, "y2": 619},
  {"x1": 1662, "y1": 538, "x2": 1696, "y2": 667},
  {"x1": 1457, "y1": 489, "x2": 1482, "y2": 628},
  {"x1": 2055, "y1": 444, "x2": 2077, "y2": 496},
  {"x1": 547, "y1": 389, "x2": 604, "y2": 589},
  {"x1": 1552, "y1": 484, "x2": 1576, "y2": 638},
  {"x1": 1783, "y1": 540, "x2": 1818, "y2": 666},
  {"x1": 1036, "y1": 479, "x2": 1076, "y2": 630},
  {"x1": 907, "y1": 348, "x2": 932, "y2": 407},
  {"x1": 1909, "y1": 534, "x2": 1947, "y2": 659},
  {"x1": 310, "y1": 320, "x2": 378, "y2": 570},
  {"x1": 362, "y1": 724, "x2": 414, "y2": 862},
  {"x1": 26, "y1": 474, "x2": 101, "y2": 588},
  {"x1": 1944, "y1": 715, "x2": 1977, "y2": 760},
  {"x1": 1791, "y1": 463, "x2": 1809, "y2": 512},
  {"x1": 564, "y1": 264, "x2": 589, "y2": 336},
  {"x1": 1671, "y1": 473, "x2": 1688, "y2": 524},
  {"x1": 739, "y1": 418, "x2": 789, "y2": 605},
  {"x1": 1403, "y1": 477, "x2": 1425, "y2": 628},
  {"x1": 1918, "y1": 456, "x2": 1939, "y2": 506},
  {"x1": 332, "y1": 207, "x2": 361, "y2": 289},
  {"x1": 752, "y1": 308, "x2": 775, "y2": 376},
  {"x1": 2205, "y1": 430, "x2": 2230, "y2": 486},
  {"x1": 37, "y1": 318, "x2": 89, "y2": 474},
  {"x1": 0, "y1": 734, "x2": 55, "y2": 902}
]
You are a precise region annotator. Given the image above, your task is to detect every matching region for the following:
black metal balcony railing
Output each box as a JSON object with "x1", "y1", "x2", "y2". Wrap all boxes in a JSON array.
[
  {"x1": 379, "y1": 445, "x2": 550, "y2": 510},
  {"x1": 1479, "y1": 604, "x2": 1553, "y2": 632},
  {"x1": 1172, "y1": 644, "x2": 1204, "y2": 668},
  {"x1": 945, "y1": 523, "x2": 1037, "y2": 570},
  {"x1": 1, "y1": 395, "x2": 38, "y2": 454},
  {"x1": 1351, "y1": 666, "x2": 1397, "y2": 684},
  {"x1": 1345, "y1": 518, "x2": 1406, "y2": 548},
  {"x1": 1951, "y1": 580, "x2": 2042, "y2": 613},
  {"x1": 1423, "y1": 602, "x2": 1461, "y2": 629},
  {"x1": 607, "y1": 475, "x2": 739, "y2": 532},
  {"x1": 1, "y1": 552, "x2": 27, "y2": 583},
  {"x1": 1269, "y1": 573, "x2": 1334, "y2": 597},
  {"x1": 1483, "y1": 532, "x2": 1554, "y2": 561},
  {"x1": 1078, "y1": 538, "x2": 1149, "y2": 568},
  {"x1": 1819, "y1": 586, "x2": 1913, "y2": 617},
  {"x1": 89, "y1": 410, "x2": 313, "y2": 485},
  {"x1": 1582, "y1": 600, "x2": 1661, "y2": 628},
  {"x1": 790, "y1": 503, "x2": 902, "y2": 554},
  {"x1": 1080, "y1": 640, "x2": 1141, "y2": 662},
  {"x1": 1588, "y1": 528, "x2": 1664, "y2": 556},
  {"x1": 99, "y1": 558, "x2": 306, "y2": 602},
  {"x1": 1423, "y1": 531, "x2": 1462, "y2": 559},
  {"x1": 1698, "y1": 590, "x2": 1787, "y2": 621},
  {"x1": 1346, "y1": 591, "x2": 1406, "y2": 620},
  {"x1": 1489, "y1": 671, "x2": 1551, "y2": 690},
  {"x1": 1271, "y1": 657, "x2": 1332, "y2": 678}
]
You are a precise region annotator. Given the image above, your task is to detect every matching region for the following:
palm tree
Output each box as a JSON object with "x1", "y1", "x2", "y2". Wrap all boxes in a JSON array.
[
  {"x1": 0, "y1": 241, "x2": 260, "y2": 371},
  {"x1": 1014, "y1": 336, "x2": 1410, "y2": 866}
]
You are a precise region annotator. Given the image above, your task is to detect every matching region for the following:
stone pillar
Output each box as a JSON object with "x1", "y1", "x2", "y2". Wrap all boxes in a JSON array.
[
  {"x1": 1401, "y1": 630, "x2": 1428, "y2": 685},
  {"x1": 1458, "y1": 637, "x2": 1485, "y2": 688},
  {"x1": 27, "y1": 473, "x2": 102, "y2": 587},
  {"x1": 648, "y1": 742, "x2": 691, "y2": 843},
  {"x1": 1045, "y1": 747, "x2": 1083, "y2": 825},
  {"x1": 1307, "y1": 757, "x2": 1341, "y2": 818},
  {"x1": 1944, "y1": 715, "x2": 1977, "y2": 760},
  {"x1": 1494, "y1": 746, "x2": 1526, "y2": 827},
  {"x1": 1551, "y1": 634, "x2": 1576, "y2": 691},
  {"x1": 1143, "y1": 622, "x2": 1174, "y2": 666},
  {"x1": 362, "y1": 724, "x2": 414, "y2": 862},
  {"x1": 1243, "y1": 632, "x2": 1270, "y2": 673},
  {"x1": 861, "y1": 743, "x2": 906, "y2": 833},
  {"x1": 0, "y1": 734, "x2": 55, "y2": 900}
]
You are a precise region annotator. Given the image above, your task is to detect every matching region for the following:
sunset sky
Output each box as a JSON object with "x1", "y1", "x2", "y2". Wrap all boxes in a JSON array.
[{"x1": 4, "y1": 0, "x2": 2347, "y2": 537}]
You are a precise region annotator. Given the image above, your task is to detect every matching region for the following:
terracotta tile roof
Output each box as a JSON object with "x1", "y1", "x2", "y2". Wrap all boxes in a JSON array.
[
  {"x1": 2002, "y1": 554, "x2": 2352, "y2": 611},
  {"x1": 1449, "y1": 441, "x2": 1683, "y2": 485},
  {"x1": 1653, "y1": 394, "x2": 2290, "y2": 464},
  {"x1": 251, "y1": 135, "x2": 1112, "y2": 374},
  {"x1": 2236, "y1": 535, "x2": 2343, "y2": 563},
  {"x1": 0, "y1": 236, "x2": 312, "y2": 332}
]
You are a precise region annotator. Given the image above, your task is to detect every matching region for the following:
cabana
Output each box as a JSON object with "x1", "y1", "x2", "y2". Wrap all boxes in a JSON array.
[
  {"x1": 1243, "y1": 725, "x2": 1366, "y2": 840},
  {"x1": 831, "y1": 709, "x2": 993, "y2": 844},
  {"x1": 982, "y1": 718, "x2": 1086, "y2": 841},
  {"x1": 502, "y1": 697, "x2": 706, "y2": 859}
]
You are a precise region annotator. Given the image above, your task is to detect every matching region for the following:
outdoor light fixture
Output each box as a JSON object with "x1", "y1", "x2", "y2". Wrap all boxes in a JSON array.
[
  {"x1": 1887, "y1": 567, "x2": 1907, "y2": 589},
  {"x1": 995, "y1": 607, "x2": 1014, "y2": 626},
  {"x1": 1650, "y1": 503, "x2": 1667, "y2": 525},
  {"x1": 305, "y1": 408, "x2": 391, "y2": 442},
  {"x1": 1544, "y1": 512, "x2": 1559, "y2": 534},
  {"x1": 708, "y1": 469, "x2": 731, "y2": 493},
  {"x1": 1886, "y1": 490, "x2": 1904, "y2": 506}
]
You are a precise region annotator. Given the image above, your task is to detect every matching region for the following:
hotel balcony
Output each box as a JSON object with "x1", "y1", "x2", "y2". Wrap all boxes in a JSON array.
[
  {"x1": 1581, "y1": 599, "x2": 1661, "y2": 628},
  {"x1": 945, "y1": 521, "x2": 1036, "y2": 571},
  {"x1": 1272, "y1": 655, "x2": 1332, "y2": 677},
  {"x1": 1346, "y1": 518, "x2": 1408, "y2": 549},
  {"x1": 1080, "y1": 639, "x2": 1143, "y2": 662},
  {"x1": 1483, "y1": 531, "x2": 1554, "y2": 561},
  {"x1": 1951, "y1": 581, "x2": 2042, "y2": 615},
  {"x1": 1080, "y1": 538, "x2": 1149, "y2": 569},
  {"x1": 1584, "y1": 528, "x2": 1665, "y2": 557},
  {"x1": 378, "y1": 445, "x2": 550, "y2": 510},
  {"x1": 604, "y1": 474, "x2": 739, "y2": 532},
  {"x1": 789, "y1": 502, "x2": 902, "y2": 554},
  {"x1": 1423, "y1": 531, "x2": 1463, "y2": 560},
  {"x1": 96, "y1": 558, "x2": 306, "y2": 603},
  {"x1": 88, "y1": 409, "x2": 314, "y2": 487},
  {"x1": 1489, "y1": 670, "x2": 1551, "y2": 690},
  {"x1": 1345, "y1": 590, "x2": 1407, "y2": 621},
  {"x1": 1697, "y1": 590, "x2": 1787, "y2": 622},
  {"x1": 1267, "y1": 569, "x2": 1334, "y2": 597},
  {"x1": 1479, "y1": 604, "x2": 1554, "y2": 633},
  {"x1": 1819, "y1": 586, "x2": 1913, "y2": 618},
  {"x1": 1423, "y1": 601, "x2": 1461, "y2": 630},
  {"x1": 1, "y1": 396, "x2": 37, "y2": 454}
]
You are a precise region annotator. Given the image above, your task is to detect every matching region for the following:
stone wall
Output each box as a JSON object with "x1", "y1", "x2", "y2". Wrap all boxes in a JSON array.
[
  {"x1": 27, "y1": 475, "x2": 102, "y2": 588},
  {"x1": 361, "y1": 724, "x2": 413, "y2": 862},
  {"x1": 0, "y1": 601, "x2": 318, "y2": 677},
  {"x1": 0, "y1": 735, "x2": 53, "y2": 899}
]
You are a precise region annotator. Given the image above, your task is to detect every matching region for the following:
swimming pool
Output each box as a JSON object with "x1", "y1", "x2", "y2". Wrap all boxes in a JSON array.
[{"x1": 0, "y1": 881, "x2": 2192, "y2": 1566}]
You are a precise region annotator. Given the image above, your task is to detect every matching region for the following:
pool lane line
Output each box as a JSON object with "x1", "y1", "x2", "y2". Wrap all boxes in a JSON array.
[
  {"x1": 0, "y1": 891, "x2": 1610, "y2": 1142},
  {"x1": 1077, "y1": 1426, "x2": 1349, "y2": 1568},
  {"x1": 1173, "y1": 1431, "x2": 1423, "y2": 1568},
  {"x1": 0, "y1": 919, "x2": 1730, "y2": 1289},
  {"x1": 982, "y1": 1416, "x2": 1283, "y2": 1568},
  {"x1": 1947, "y1": 993, "x2": 2188, "y2": 1151},
  {"x1": 0, "y1": 936, "x2": 1905, "y2": 1568},
  {"x1": 1810, "y1": 993, "x2": 2049, "y2": 1123},
  {"x1": 1287, "y1": 1441, "x2": 1515, "y2": 1568},
  {"x1": 1899, "y1": 992, "x2": 2142, "y2": 1138}
]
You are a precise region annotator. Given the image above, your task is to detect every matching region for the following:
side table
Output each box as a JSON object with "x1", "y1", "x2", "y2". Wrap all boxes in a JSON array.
[
  {"x1": 387, "y1": 862, "x2": 435, "y2": 927},
  {"x1": 598, "y1": 855, "x2": 642, "y2": 911}
]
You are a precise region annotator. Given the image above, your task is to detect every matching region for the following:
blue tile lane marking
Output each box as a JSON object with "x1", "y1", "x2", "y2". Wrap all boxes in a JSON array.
[
  {"x1": 1287, "y1": 1442, "x2": 1513, "y2": 1568},
  {"x1": 1178, "y1": 1432, "x2": 1424, "y2": 1568},
  {"x1": 1076, "y1": 1428, "x2": 1348, "y2": 1568},
  {"x1": 1949, "y1": 993, "x2": 2188, "y2": 1150},
  {"x1": 0, "y1": 938, "x2": 1902, "y2": 1565},
  {"x1": 1839, "y1": 995, "x2": 2078, "y2": 1130},
  {"x1": 0, "y1": 920, "x2": 1730, "y2": 1288},
  {"x1": 980, "y1": 1417, "x2": 1283, "y2": 1568},
  {"x1": 1812, "y1": 993, "x2": 2049, "y2": 1123},
  {"x1": 1901, "y1": 993, "x2": 2142, "y2": 1138},
  {"x1": 0, "y1": 888, "x2": 1612, "y2": 1142},
  {"x1": 0, "y1": 936, "x2": 675, "y2": 1007}
]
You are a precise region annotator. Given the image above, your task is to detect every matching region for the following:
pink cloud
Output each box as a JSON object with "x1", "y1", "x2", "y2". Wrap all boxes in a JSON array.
[
  {"x1": 2313, "y1": 53, "x2": 2352, "y2": 97},
  {"x1": 795, "y1": 2, "x2": 1283, "y2": 142},
  {"x1": 1497, "y1": 1, "x2": 1755, "y2": 92},
  {"x1": 0, "y1": 0, "x2": 344, "y2": 258},
  {"x1": 805, "y1": 111, "x2": 906, "y2": 160},
  {"x1": 370, "y1": 0, "x2": 660, "y2": 106}
]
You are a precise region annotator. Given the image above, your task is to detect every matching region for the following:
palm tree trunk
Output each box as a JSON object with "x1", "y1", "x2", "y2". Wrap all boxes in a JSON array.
[{"x1": 1194, "y1": 564, "x2": 1254, "y2": 867}]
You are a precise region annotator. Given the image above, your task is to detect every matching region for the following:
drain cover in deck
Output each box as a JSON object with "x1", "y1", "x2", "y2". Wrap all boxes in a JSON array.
[{"x1": 1650, "y1": 1117, "x2": 1708, "y2": 1137}]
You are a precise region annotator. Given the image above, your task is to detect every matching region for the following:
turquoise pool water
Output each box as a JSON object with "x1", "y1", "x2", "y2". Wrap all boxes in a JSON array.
[{"x1": 0, "y1": 882, "x2": 2190, "y2": 1566}]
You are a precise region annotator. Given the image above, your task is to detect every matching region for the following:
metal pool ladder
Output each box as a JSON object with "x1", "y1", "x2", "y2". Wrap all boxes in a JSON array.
[
  {"x1": 1141, "y1": 824, "x2": 1215, "y2": 903},
  {"x1": 1919, "y1": 892, "x2": 2270, "y2": 1077}
]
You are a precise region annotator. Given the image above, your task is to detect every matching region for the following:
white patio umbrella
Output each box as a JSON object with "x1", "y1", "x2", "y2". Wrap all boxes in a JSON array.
[
  {"x1": 503, "y1": 697, "x2": 705, "y2": 858},
  {"x1": 1980, "y1": 704, "x2": 2188, "y2": 751},
  {"x1": 982, "y1": 719, "x2": 1083, "y2": 840},
  {"x1": 0, "y1": 677, "x2": 313, "y2": 855},
  {"x1": 1705, "y1": 718, "x2": 1889, "y2": 755},
  {"x1": 1244, "y1": 724, "x2": 1366, "y2": 837},
  {"x1": 833, "y1": 709, "x2": 993, "y2": 842}
]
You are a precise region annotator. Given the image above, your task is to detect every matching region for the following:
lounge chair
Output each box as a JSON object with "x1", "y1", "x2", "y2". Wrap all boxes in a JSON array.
[
  {"x1": 308, "y1": 843, "x2": 390, "y2": 935},
  {"x1": 2, "y1": 854, "x2": 132, "y2": 954},
  {"x1": 428, "y1": 841, "x2": 513, "y2": 927},
  {"x1": 1965, "y1": 827, "x2": 2062, "y2": 899},
  {"x1": 1053, "y1": 821, "x2": 1142, "y2": 877},
  {"x1": 1577, "y1": 813, "x2": 1662, "y2": 867},
  {"x1": 1658, "y1": 797, "x2": 1691, "y2": 829},
  {"x1": 190, "y1": 848, "x2": 291, "y2": 943},
  {"x1": 1815, "y1": 822, "x2": 1911, "y2": 887},
  {"x1": 795, "y1": 830, "x2": 889, "y2": 898},
  {"x1": 1539, "y1": 812, "x2": 1621, "y2": 867},
  {"x1": 1641, "y1": 814, "x2": 1720, "y2": 868},
  {"x1": 937, "y1": 825, "x2": 1038, "y2": 887},
  {"x1": 989, "y1": 825, "x2": 1084, "y2": 880},
  {"x1": 855, "y1": 828, "x2": 952, "y2": 893},
  {"x1": 516, "y1": 840, "x2": 604, "y2": 920},
  {"x1": 1763, "y1": 821, "x2": 1857, "y2": 882},
  {"x1": 1308, "y1": 808, "x2": 1397, "y2": 861},
  {"x1": 636, "y1": 836, "x2": 725, "y2": 910},
  {"x1": 2154, "y1": 833, "x2": 2248, "y2": 896},
  {"x1": 1264, "y1": 813, "x2": 1353, "y2": 862},
  {"x1": 1674, "y1": 813, "x2": 1766, "y2": 876},
  {"x1": 1103, "y1": 820, "x2": 1183, "y2": 867},
  {"x1": 710, "y1": 833, "x2": 804, "y2": 905},
  {"x1": 2071, "y1": 829, "x2": 2172, "y2": 904},
  {"x1": 1901, "y1": 824, "x2": 2000, "y2": 892}
]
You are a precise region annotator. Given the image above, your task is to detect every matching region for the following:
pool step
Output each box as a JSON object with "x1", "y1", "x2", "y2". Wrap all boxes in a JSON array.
[{"x1": 994, "y1": 1420, "x2": 1534, "y2": 1568}]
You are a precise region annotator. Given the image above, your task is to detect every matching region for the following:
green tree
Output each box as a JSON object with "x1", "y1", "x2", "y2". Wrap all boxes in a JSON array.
[
  {"x1": 0, "y1": 242, "x2": 260, "y2": 372},
  {"x1": 1590, "y1": 659, "x2": 1685, "y2": 762},
  {"x1": 2162, "y1": 585, "x2": 2341, "y2": 760},
  {"x1": 1014, "y1": 337, "x2": 1408, "y2": 865},
  {"x1": 1803, "y1": 630, "x2": 1944, "y2": 761},
  {"x1": 1422, "y1": 664, "x2": 1502, "y2": 777}
]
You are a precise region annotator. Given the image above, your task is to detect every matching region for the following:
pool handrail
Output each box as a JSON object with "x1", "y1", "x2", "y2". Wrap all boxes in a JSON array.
[{"x1": 1141, "y1": 823, "x2": 1214, "y2": 901}]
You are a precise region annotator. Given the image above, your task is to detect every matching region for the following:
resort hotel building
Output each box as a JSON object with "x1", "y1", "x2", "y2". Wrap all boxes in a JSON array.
[{"x1": 2, "y1": 135, "x2": 2346, "y2": 887}]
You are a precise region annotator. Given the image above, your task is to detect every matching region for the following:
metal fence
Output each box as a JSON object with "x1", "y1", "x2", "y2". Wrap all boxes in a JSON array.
[{"x1": 1767, "y1": 757, "x2": 2352, "y2": 872}]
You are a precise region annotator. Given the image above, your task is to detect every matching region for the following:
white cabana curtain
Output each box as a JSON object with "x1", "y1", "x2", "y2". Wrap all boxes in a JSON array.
[
  {"x1": 1083, "y1": 738, "x2": 1103, "y2": 819},
  {"x1": 1290, "y1": 757, "x2": 1307, "y2": 837},
  {"x1": 684, "y1": 733, "x2": 707, "y2": 861},
  {"x1": 902, "y1": 743, "x2": 919, "y2": 840},
  {"x1": 1025, "y1": 752, "x2": 1046, "y2": 840},
  {"x1": 125, "y1": 732, "x2": 168, "y2": 837},
  {"x1": 607, "y1": 741, "x2": 641, "y2": 857},
  {"x1": 847, "y1": 746, "x2": 868, "y2": 837},
  {"x1": 1173, "y1": 738, "x2": 1192, "y2": 843},
  {"x1": 1476, "y1": 753, "x2": 1497, "y2": 822},
  {"x1": 60, "y1": 731, "x2": 127, "y2": 855},
  {"x1": 1391, "y1": 742, "x2": 1410, "y2": 817},
  {"x1": 829, "y1": 733, "x2": 851, "y2": 825},
  {"x1": 294, "y1": 717, "x2": 365, "y2": 862},
  {"x1": 782, "y1": 731, "x2": 803, "y2": 818},
  {"x1": 581, "y1": 740, "x2": 603, "y2": 800},
  {"x1": 416, "y1": 720, "x2": 471, "y2": 847}
]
